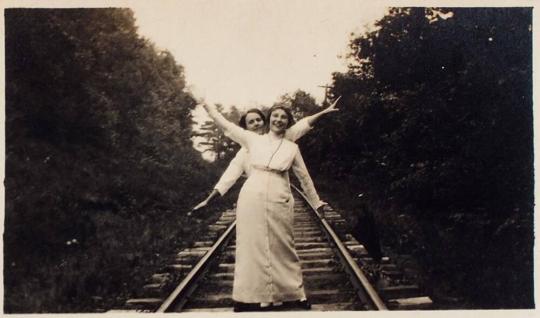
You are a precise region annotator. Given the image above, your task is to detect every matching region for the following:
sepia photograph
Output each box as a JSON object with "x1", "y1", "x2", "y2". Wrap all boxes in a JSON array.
[{"x1": 1, "y1": 0, "x2": 535, "y2": 314}]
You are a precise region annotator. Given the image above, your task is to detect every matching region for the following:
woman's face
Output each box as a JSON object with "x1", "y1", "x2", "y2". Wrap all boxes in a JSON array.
[
  {"x1": 245, "y1": 112, "x2": 265, "y2": 134},
  {"x1": 269, "y1": 108, "x2": 289, "y2": 134}
]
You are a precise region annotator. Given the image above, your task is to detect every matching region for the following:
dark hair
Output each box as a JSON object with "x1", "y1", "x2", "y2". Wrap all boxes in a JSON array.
[
  {"x1": 267, "y1": 105, "x2": 295, "y2": 129},
  {"x1": 239, "y1": 108, "x2": 266, "y2": 129}
]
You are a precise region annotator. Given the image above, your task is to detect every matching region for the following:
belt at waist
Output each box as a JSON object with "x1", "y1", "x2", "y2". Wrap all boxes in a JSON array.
[{"x1": 251, "y1": 165, "x2": 286, "y2": 175}]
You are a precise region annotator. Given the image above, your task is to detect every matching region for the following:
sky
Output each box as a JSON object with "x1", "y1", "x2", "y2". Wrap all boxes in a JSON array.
[{"x1": 130, "y1": 0, "x2": 389, "y2": 111}]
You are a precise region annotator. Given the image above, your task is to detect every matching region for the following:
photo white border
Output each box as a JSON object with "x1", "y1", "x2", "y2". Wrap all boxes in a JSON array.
[{"x1": 0, "y1": 1, "x2": 537, "y2": 317}]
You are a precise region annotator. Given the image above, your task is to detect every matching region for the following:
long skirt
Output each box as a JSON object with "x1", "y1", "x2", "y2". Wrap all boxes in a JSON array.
[{"x1": 232, "y1": 168, "x2": 306, "y2": 303}]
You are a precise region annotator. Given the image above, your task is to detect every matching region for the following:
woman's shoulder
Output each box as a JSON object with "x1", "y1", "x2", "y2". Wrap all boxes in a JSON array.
[
  {"x1": 236, "y1": 147, "x2": 248, "y2": 156},
  {"x1": 281, "y1": 138, "x2": 299, "y2": 152}
]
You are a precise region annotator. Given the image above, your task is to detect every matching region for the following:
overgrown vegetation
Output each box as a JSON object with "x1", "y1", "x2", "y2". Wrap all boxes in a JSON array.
[
  {"x1": 299, "y1": 8, "x2": 533, "y2": 308},
  {"x1": 4, "y1": 8, "x2": 232, "y2": 312}
]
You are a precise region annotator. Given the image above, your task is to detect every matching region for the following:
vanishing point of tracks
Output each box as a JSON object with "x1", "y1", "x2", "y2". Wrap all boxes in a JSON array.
[{"x1": 117, "y1": 186, "x2": 433, "y2": 312}]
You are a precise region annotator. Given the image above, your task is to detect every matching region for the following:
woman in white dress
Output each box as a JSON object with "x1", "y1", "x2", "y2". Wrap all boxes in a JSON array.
[
  {"x1": 202, "y1": 102, "x2": 333, "y2": 311},
  {"x1": 192, "y1": 98, "x2": 340, "y2": 212}
]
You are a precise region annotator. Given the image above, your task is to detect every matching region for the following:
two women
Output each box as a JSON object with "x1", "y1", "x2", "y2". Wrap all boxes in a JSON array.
[
  {"x1": 193, "y1": 99, "x2": 339, "y2": 212},
  {"x1": 199, "y1": 99, "x2": 339, "y2": 311}
]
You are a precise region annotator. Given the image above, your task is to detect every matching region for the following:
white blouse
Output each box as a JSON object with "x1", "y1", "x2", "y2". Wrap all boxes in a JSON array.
[
  {"x1": 214, "y1": 118, "x2": 312, "y2": 194},
  {"x1": 214, "y1": 117, "x2": 322, "y2": 208}
]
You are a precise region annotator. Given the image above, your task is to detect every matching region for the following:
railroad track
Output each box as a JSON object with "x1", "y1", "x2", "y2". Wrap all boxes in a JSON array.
[{"x1": 116, "y1": 186, "x2": 433, "y2": 312}]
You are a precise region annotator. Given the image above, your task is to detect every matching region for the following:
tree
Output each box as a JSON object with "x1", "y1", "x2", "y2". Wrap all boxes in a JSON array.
[
  {"x1": 273, "y1": 90, "x2": 320, "y2": 121},
  {"x1": 193, "y1": 104, "x2": 241, "y2": 163},
  {"x1": 300, "y1": 7, "x2": 533, "y2": 308},
  {"x1": 5, "y1": 8, "x2": 219, "y2": 312}
]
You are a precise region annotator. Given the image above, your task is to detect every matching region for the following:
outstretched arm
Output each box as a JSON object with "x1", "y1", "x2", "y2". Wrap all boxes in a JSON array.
[
  {"x1": 190, "y1": 189, "x2": 220, "y2": 215},
  {"x1": 213, "y1": 149, "x2": 246, "y2": 196},
  {"x1": 201, "y1": 103, "x2": 253, "y2": 148},
  {"x1": 190, "y1": 150, "x2": 246, "y2": 214},
  {"x1": 304, "y1": 95, "x2": 341, "y2": 127},
  {"x1": 286, "y1": 96, "x2": 341, "y2": 142},
  {"x1": 291, "y1": 150, "x2": 325, "y2": 211}
]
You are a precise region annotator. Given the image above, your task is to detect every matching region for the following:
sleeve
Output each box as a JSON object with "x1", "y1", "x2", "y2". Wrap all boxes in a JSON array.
[
  {"x1": 284, "y1": 117, "x2": 313, "y2": 142},
  {"x1": 291, "y1": 150, "x2": 323, "y2": 209},
  {"x1": 210, "y1": 109, "x2": 257, "y2": 149},
  {"x1": 214, "y1": 150, "x2": 246, "y2": 196}
]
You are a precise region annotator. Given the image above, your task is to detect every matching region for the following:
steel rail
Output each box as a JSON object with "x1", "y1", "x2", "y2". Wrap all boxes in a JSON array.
[
  {"x1": 291, "y1": 184, "x2": 388, "y2": 311},
  {"x1": 156, "y1": 220, "x2": 236, "y2": 312}
]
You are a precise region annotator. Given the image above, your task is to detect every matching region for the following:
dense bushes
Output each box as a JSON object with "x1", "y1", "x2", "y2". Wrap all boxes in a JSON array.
[
  {"x1": 4, "y1": 8, "x2": 223, "y2": 312},
  {"x1": 300, "y1": 8, "x2": 533, "y2": 308}
]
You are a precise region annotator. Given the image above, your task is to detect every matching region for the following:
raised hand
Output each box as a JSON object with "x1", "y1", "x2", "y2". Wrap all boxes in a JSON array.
[
  {"x1": 188, "y1": 200, "x2": 208, "y2": 216},
  {"x1": 323, "y1": 95, "x2": 342, "y2": 114},
  {"x1": 316, "y1": 205, "x2": 326, "y2": 219},
  {"x1": 304, "y1": 95, "x2": 342, "y2": 127},
  {"x1": 192, "y1": 199, "x2": 208, "y2": 211},
  {"x1": 198, "y1": 102, "x2": 211, "y2": 113}
]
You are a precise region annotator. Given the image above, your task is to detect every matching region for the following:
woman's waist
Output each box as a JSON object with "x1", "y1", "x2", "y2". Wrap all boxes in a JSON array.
[
  {"x1": 240, "y1": 173, "x2": 292, "y2": 200},
  {"x1": 250, "y1": 165, "x2": 288, "y2": 175},
  {"x1": 245, "y1": 166, "x2": 290, "y2": 187}
]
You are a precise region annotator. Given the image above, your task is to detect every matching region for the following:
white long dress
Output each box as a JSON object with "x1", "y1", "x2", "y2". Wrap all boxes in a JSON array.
[{"x1": 219, "y1": 120, "x2": 321, "y2": 303}]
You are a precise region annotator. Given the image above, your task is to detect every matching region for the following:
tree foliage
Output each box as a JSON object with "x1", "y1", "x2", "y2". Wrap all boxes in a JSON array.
[
  {"x1": 273, "y1": 90, "x2": 320, "y2": 121},
  {"x1": 4, "y1": 8, "x2": 220, "y2": 312},
  {"x1": 300, "y1": 8, "x2": 533, "y2": 308},
  {"x1": 193, "y1": 104, "x2": 241, "y2": 163}
]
